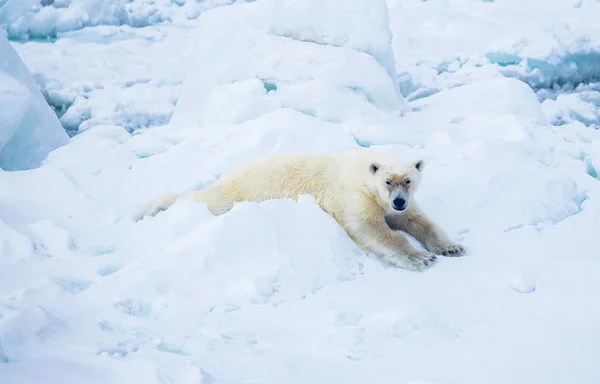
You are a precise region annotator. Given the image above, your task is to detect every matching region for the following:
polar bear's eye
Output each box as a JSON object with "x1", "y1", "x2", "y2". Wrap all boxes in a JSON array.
[
  {"x1": 385, "y1": 180, "x2": 392, "y2": 186},
  {"x1": 405, "y1": 179, "x2": 411, "y2": 185}
]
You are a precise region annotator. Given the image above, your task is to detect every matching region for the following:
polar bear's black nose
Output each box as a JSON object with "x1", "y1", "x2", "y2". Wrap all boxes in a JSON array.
[{"x1": 392, "y1": 197, "x2": 406, "y2": 211}]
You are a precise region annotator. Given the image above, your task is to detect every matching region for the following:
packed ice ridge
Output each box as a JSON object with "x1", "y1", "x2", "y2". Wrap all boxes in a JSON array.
[
  {"x1": 0, "y1": 0, "x2": 241, "y2": 40},
  {"x1": 0, "y1": 32, "x2": 68, "y2": 170},
  {"x1": 1, "y1": 0, "x2": 600, "y2": 383}
]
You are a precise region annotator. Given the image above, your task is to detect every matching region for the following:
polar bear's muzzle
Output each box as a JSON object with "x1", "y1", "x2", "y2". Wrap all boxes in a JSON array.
[
  {"x1": 391, "y1": 190, "x2": 408, "y2": 211},
  {"x1": 392, "y1": 197, "x2": 407, "y2": 211}
]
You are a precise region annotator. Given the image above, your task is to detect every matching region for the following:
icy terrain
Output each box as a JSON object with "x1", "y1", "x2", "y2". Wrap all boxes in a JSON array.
[
  {"x1": 0, "y1": 33, "x2": 68, "y2": 170},
  {"x1": 1, "y1": 0, "x2": 600, "y2": 383}
]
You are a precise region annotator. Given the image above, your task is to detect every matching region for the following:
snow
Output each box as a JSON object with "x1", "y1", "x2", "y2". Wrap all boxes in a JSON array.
[
  {"x1": 1, "y1": 0, "x2": 600, "y2": 383},
  {"x1": 0, "y1": 0, "x2": 240, "y2": 40},
  {"x1": 0, "y1": 32, "x2": 68, "y2": 170},
  {"x1": 172, "y1": 0, "x2": 408, "y2": 128},
  {"x1": 541, "y1": 83, "x2": 600, "y2": 128},
  {"x1": 388, "y1": 0, "x2": 600, "y2": 99}
]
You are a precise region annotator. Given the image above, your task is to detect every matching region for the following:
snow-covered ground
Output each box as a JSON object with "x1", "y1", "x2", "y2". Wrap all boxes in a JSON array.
[{"x1": 1, "y1": 0, "x2": 600, "y2": 383}]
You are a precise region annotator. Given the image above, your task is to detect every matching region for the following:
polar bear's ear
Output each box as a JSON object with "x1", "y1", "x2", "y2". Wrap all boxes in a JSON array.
[
  {"x1": 414, "y1": 159, "x2": 424, "y2": 172},
  {"x1": 370, "y1": 163, "x2": 380, "y2": 174}
]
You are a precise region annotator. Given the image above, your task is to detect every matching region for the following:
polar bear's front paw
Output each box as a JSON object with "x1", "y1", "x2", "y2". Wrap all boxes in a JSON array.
[
  {"x1": 402, "y1": 251, "x2": 437, "y2": 271},
  {"x1": 430, "y1": 243, "x2": 466, "y2": 257}
]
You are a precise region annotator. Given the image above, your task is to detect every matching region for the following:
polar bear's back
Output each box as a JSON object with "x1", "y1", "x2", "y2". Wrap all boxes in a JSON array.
[{"x1": 212, "y1": 152, "x2": 344, "y2": 207}]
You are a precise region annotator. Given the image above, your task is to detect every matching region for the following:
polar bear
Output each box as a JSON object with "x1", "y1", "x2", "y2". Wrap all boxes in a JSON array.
[{"x1": 139, "y1": 148, "x2": 465, "y2": 271}]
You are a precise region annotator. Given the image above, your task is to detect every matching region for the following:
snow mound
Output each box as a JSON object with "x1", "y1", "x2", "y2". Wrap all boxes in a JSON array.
[
  {"x1": 172, "y1": 0, "x2": 408, "y2": 129},
  {"x1": 267, "y1": 0, "x2": 398, "y2": 86},
  {"x1": 131, "y1": 195, "x2": 361, "y2": 314},
  {"x1": 0, "y1": 32, "x2": 68, "y2": 170}
]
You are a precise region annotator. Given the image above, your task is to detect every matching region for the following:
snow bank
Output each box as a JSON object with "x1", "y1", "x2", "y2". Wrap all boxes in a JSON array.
[
  {"x1": 0, "y1": 32, "x2": 68, "y2": 170},
  {"x1": 0, "y1": 0, "x2": 238, "y2": 40},
  {"x1": 172, "y1": 0, "x2": 408, "y2": 130}
]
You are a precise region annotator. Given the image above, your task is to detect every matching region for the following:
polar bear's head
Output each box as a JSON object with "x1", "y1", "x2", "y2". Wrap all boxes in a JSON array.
[{"x1": 369, "y1": 158, "x2": 424, "y2": 213}]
